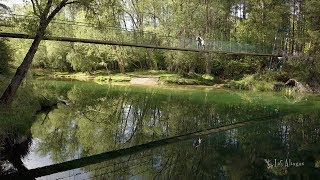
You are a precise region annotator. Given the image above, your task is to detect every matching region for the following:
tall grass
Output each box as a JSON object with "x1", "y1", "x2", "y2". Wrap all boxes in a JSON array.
[
  {"x1": 225, "y1": 75, "x2": 275, "y2": 92},
  {"x1": 0, "y1": 76, "x2": 41, "y2": 138}
]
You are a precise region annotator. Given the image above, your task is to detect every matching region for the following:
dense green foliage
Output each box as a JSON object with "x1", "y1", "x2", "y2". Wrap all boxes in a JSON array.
[
  {"x1": 0, "y1": 40, "x2": 12, "y2": 74},
  {"x1": 1, "y1": 0, "x2": 320, "y2": 90}
]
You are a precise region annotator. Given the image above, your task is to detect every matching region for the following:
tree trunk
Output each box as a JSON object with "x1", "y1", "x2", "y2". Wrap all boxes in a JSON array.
[
  {"x1": 295, "y1": 0, "x2": 303, "y2": 54},
  {"x1": 189, "y1": 65, "x2": 195, "y2": 73},
  {"x1": 291, "y1": 0, "x2": 296, "y2": 55},
  {"x1": 118, "y1": 60, "x2": 125, "y2": 73},
  {"x1": 0, "y1": 28, "x2": 45, "y2": 105},
  {"x1": 0, "y1": 0, "x2": 75, "y2": 106}
]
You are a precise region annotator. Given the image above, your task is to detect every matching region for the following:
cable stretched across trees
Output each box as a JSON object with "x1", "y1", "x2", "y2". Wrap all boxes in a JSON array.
[
  {"x1": 0, "y1": 12, "x2": 275, "y2": 55},
  {"x1": 0, "y1": 32, "x2": 277, "y2": 56}
]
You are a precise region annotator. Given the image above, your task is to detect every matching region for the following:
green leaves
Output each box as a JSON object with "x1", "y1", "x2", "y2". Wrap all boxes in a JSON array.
[{"x1": 0, "y1": 40, "x2": 12, "y2": 74}]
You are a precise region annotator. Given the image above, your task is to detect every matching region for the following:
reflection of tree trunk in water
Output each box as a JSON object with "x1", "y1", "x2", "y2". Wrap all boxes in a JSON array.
[
  {"x1": 166, "y1": 155, "x2": 176, "y2": 180},
  {"x1": 133, "y1": 95, "x2": 149, "y2": 125},
  {"x1": 141, "y1": 95, "x2": 149, "y2": 119},
  {"x1": 125, "y1": 123, "x2": 138, "y2": 143},
  {"x1": 153, "y1": 156, "x2": 172, "y2": 180},
  {"x1": 115, "y1": 94, "x2": 127, "y2": 119},
  {"x1": 152, "y1": 106, "x2": 157, "y2": 141},
  {"x1": 121, "y1": 104, "x2": 132, "y2": 138},
  {"x1": 128, "y1": 96, "x2": 150, "y2": 144},
  {"x1": 1, "y1": 133, "x2": 34, "y2": 179},
  {"x1": 26, "y1": 120, "x2": 264, "y2": 178},
  {"x1": 191, "y1": 144, "x2": 205, "y2": 178},
  {"x1": 123, "y1": 104, "x2": 139, "y2": 144},
  {"x1": 284, "y1": 125, "x2": 288, "y2": 146},
  {"x1": 115, "y1": 96, "x2": 127, "y2": 147}
]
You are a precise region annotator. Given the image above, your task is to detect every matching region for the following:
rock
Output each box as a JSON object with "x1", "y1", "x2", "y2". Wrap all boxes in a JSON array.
[
  {"x1": 285, "y1": 79, "x2": 296, "y2": 87},
  {"x1": 285, "y1": 79, "x2": 312, "y2": 93}
]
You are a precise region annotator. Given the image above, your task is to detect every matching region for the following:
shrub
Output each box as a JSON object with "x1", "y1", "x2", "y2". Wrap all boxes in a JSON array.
[
  {"x1": 225, "y1": 75, "x2": 275, "y2": 91},
  {"x1": 211, "y1": 57, "x2": 263, "y2": 79}
]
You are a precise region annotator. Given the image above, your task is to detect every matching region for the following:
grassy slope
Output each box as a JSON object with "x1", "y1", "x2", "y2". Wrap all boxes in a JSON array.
[
  {"x1": 0, "y1": 75, "x2": 41, "y2": 137},
  {"x1": 32, "y1": 69, "x2": 301, "y2": 93}
]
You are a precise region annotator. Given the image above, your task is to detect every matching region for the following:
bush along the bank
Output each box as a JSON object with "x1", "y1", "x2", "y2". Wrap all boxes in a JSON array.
[
  {"x1": 225, "y1": 75, "x2": 275, "y2": 92},
  {"x1": 211, "y1": 57, "x2": 263, "y2": 80}
]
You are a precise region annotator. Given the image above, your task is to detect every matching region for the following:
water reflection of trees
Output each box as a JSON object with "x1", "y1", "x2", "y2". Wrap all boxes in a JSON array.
[
  {"x1": 78, "y1": 115, "x2": 320, "y2": 180},
  {"x1": 27, "y1": 81, "x2": 320, "y2": 178},
  {"x1": 0, "y1": 131, "x2": 34, "y2": 179}
]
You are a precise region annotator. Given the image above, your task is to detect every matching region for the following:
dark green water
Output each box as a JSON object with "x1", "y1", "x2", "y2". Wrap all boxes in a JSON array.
[{"x1": 2, "y1": 80, "x2": 320, "y2": 179}]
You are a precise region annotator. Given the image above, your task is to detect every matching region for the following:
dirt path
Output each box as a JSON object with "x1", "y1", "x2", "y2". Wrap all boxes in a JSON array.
[{"x1": 130, "y1": 77, "x2": 160, "y2": 85}]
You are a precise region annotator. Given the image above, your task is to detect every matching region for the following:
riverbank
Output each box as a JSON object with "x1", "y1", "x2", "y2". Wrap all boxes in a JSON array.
[
  {"x1": 32, "y1": 69, "x2": 296, "y2": 92},
  {"x1": 0, "y1": 70, "x2": 312, "y2": 137},
  {"x1": 0, "y1": 75, "x2": 41, "y2": 137},
  {"x1": 32, "y1": 69, "x2": 222, "y2": 86},
  {"x1": 1, "y1": 68, "x2": 312, "y2": 100}
]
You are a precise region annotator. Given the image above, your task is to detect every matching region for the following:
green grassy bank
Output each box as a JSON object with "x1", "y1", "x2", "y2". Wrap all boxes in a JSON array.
[
  {"x1": 32, "y1": 69, "x2": 290, "y2": 92},
  {"x1": 0, "y1": 75, "x2": 41, "y2": 137}
]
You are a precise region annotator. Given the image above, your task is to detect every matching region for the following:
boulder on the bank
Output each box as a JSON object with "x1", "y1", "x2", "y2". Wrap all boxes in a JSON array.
[{"x1": 285, "y1": 79, "x2": 312, "y2": 93}]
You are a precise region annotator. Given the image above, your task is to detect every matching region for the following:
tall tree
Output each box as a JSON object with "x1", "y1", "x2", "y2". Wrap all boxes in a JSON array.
[
  {"x1": 0, "y1": 0, "x2": 93, "y2": 105},
  {"x1": 305, "y1": 0, "x2": 320, "y2": 56},
  {"x1": 295, "y1": 0, "x2": 304, "y2": 53}
]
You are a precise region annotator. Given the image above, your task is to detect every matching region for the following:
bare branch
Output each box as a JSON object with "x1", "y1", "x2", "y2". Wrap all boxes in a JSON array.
[
  {"x1": 30, "y1": 0, "x2": 40, "y2": 17},
  {"x1": 34, "y1": 0, "x2": 42, "y2": 13},
  {"x1": 124, "y1": 10, "x2": 138, "y2": 29},
  {"x1": 41, "y1": 0, "x2": 53, "y2": 21}
]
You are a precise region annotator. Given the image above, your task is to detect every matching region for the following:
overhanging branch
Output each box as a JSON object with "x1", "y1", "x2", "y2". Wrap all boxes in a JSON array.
[{"x1": 46, "y1": 0, "x2": 68, "y2": 23}]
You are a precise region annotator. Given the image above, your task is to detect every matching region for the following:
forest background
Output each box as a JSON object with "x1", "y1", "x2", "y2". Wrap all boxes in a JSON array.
[{"x1": 1, "y1": 0, "x2": 320, "y2": 92}]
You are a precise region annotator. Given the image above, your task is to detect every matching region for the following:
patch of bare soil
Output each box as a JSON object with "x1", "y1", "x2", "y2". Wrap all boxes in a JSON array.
[{"x1": 130, "y1": 77, "x2": 160, "y2": 85}]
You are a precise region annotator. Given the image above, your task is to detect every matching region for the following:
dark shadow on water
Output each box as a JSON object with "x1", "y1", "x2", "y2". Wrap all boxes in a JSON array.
[{"x1": 0, "y1": 132, "x2": 35, "y2": 179}]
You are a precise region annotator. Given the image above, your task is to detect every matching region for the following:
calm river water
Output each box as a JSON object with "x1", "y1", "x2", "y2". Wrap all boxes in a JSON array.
[{"x1": 3, "y1": 80, "x2": 320, "y2": 179}]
